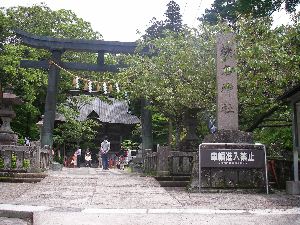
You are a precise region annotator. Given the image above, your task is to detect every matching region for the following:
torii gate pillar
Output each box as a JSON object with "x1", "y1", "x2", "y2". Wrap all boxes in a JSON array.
[{"x1": 41, "y1": 50, "x2": 62, "y2": 147}]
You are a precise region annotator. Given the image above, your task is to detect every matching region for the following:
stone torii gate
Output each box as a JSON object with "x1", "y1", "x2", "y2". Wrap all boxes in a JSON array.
[{"x1": 15, "y1": 30, "x2": 146, "y2": 148}]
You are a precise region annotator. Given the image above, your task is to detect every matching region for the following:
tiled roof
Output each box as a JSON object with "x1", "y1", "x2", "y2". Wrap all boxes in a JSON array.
[{"x1": 78, "y1": 98, "x2": 140, "y2": 124}]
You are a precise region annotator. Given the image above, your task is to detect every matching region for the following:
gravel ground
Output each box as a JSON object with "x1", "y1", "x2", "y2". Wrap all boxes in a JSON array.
[
  {"x1": 1, "y1": 168, "x2": 300, "y2": 225},
  {"x1": 0, "y1": 183, "x2": 33, "y2": 204},
  {"x1": 0, "y1": 168, "x2": 299, "y2": 210},
  {"x1": 165, "y1": 187, "x2": 300, "y2": 209}
]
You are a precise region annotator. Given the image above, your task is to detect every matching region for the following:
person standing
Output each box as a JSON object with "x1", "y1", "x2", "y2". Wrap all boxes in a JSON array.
[
  {"x1": 98, "y1": 152, "x2": 103, "y2": 168},
  {"x1": 70, "y1": 153, "x2": 77, "y2": 168},
  {"x1": 85, "y1": 148, "x2": 92, "y2": 167},
  {"x1": 75, "y1": 148, "x2": 81, "y2": 168},
  {"x1": 100, "y1": 136, "x2": 110, "y2": 170},
  {"x1": 25, "y1": 137, "x2": 30, "y2": 146}
]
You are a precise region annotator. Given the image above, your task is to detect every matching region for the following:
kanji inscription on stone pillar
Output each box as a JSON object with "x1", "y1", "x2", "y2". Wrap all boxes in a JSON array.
[{"x1": 216, "y1": 33, "x2": 238, "y2": 130}]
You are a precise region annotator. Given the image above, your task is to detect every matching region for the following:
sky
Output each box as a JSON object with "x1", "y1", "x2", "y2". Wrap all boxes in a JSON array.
[{"x1": 0, "y1": 0, "x2": 297, "y2": 41}]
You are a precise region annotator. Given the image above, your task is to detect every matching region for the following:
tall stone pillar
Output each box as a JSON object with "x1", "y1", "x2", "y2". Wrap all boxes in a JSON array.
[{"x1": 216, "y1": 33, "x2": 238, "y2": 131}]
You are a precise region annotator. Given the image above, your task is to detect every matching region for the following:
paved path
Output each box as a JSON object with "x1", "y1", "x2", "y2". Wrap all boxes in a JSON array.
[{"x1": 1, "y1": 167, "x2": 300, "y2": 224}]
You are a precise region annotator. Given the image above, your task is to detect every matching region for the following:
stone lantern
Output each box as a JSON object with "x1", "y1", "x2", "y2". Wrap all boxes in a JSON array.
[
  {"x1": 36, "y1": 116, "x2": 44, "y2": 142},
  {"x1": 0, "y1": 92, "x2": 23, "y2": 145}
]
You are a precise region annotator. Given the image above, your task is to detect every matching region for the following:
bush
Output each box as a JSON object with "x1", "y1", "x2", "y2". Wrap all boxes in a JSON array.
[
  {"x1": 11, "y1": 153, "x2": 16, "y2": 168},
  {"x1": 0, "y1": 157, "x2": 4, "y2": 168},
  {"x1": 23, "y1": 159, "x2": 30, "y2": 169}
]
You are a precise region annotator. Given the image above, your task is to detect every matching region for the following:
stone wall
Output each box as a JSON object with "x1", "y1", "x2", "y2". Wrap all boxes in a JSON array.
[
  {"x1": 0, "y1": 143, "x2": 50, "y2": 171},
  {"x1": 143, "y1": 147, "x2": 196, "y2": 177}
]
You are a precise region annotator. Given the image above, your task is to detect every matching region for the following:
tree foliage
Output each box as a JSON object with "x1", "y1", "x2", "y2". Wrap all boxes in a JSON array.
[
  {"x1": 0, "y1": 4, "x2": 102, "y2": 141},
  {"x1": 164, "y1": 0, "x2": 183, "y2": 33},
  {"x1": 53, "y1": 96, "x2": 100, "y2": 150},
  {"x1": 120, "y1": 13, "x2": 300, "y2": 150},
  {"x1": 139, "y1": 1, "x2": 185, "y2": 146},
  {"x1": 236, "y1": 14, "x2": 300, "y2": 132},
  {"x1": 200, "y1": 0, "x2": 300, "y2": 25},
  {"x1": 143, "y1": 0, "x2": 183, "y2": 40},
  {"x1": 120, "y1": 26, "x2": 222, "y2": 139},
  {"x1": 1, "y1": 3, "x2": 299, "y2": 155}
]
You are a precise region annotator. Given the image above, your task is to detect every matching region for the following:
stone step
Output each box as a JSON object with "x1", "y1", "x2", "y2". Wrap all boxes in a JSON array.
[
  {"x1": 158, "y1": 180, "x2": 190, "y2": 187},
  {"x1": 0, "y1": 177, "x2": 43, "y2": 183},
  {"x1": 0, "y1": 172, "x2": 47, "y2": 183},
  {"x1": 0, "y1": 169, "x2": 27, "y2": 173},
  {"x1": 169, "y1": 173, "x2": 191, "y2": 177},
  {"x1": 155, "y1": 175, "x2": 191, "y2": 187},
  {"x1": 155, "y1": 176, "x2": 190, "y2": 181},
  {"x1": 0, "y1": 172, "x2": 47, "y2": 179}
]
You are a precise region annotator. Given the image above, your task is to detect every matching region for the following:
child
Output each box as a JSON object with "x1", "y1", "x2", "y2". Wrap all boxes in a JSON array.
[
  {"x1": 119, "y1": 155, "x2": 125, "y2": 170},
  {"x1": 85, "y1": 150, "x2": 92, "y2": 167},
  {"x1": 70, "y1": 153, "x2": 77, "y2": 168}
]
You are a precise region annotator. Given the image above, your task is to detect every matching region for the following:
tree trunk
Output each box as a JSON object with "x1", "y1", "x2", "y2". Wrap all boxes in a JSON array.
[
  {"x1": 175, "y1": 121, "x2": 182, "y2": 149},
  {"x1": 246, "y1": 105, "x2": 280, "y2": 132},
  {"x1": 168, "y1": 120, "x2": 173, "y2": 147},
  {"x1": 184, "y1": 108, "x2": 199, "y2": 141}
]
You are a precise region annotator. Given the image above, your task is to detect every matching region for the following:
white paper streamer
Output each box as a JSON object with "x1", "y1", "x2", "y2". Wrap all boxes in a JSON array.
[
  {"x1": 75, "y1": 76, "x2": 79, "y2": 89},
  {"x1": 103, "y1": 82, "x2": 108, "y2": 94},
  {"x1": 88, "y1": 80, "x2": 92, "y2": 93},
  {"x1": 115, "y1": 83, "x2": 120, "y2": 93}
]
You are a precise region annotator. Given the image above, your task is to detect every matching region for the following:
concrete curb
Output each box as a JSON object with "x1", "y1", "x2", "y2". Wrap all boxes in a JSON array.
[
  {"x1": 0, "y1": 209, "x2": 32, "y2": 219},
  {"x1": 0, "y1": 204, "x2": 52, "y2": 220},
  {"x1": 1, "y1": 204, "x2": 300, "y2": 216},
  {"x1": 82, "y1": 207, "x2": 300, "y2": 215}
]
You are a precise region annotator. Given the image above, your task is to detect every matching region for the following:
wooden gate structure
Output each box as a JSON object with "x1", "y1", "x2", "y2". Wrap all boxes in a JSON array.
[{"x1": 15, "y1": 30, "x2": 138, "y2": 148}]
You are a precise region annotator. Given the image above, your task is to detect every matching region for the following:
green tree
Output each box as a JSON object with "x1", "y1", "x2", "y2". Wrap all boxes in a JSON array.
[
  {"x1": 143, "y1": 17, "x2": 165, "y2": 40},
  {"x1": 236, "y1": 14, "x2": 300, "y2": 132},
  {"x1": 120, "y1": 27, "x2": 221, "y2": 142},
  {"x1": 235, "y1": 14, "x2": 299, "y2": 155},
  {"x1": 53, "y1": 95, "x2": 100, "y2": 151},
  {"x1": 143, "y1": 0, "x2": 183, "y2": 40},
  {"x1": 0, "y1": 4, "x2": 102, "y2": 141},
  {"x1": 200, "y1": 0, "x2": 300, "y2": 25},
  {"x1": 120, "y1": 13, "x2": 299, "y2": 150},
  {"x1": 164, "y1": 0, "x2": 183, "y2": 33},
  {"x1": 140, "y1": 1, "x2": 185, "y2": 147}
]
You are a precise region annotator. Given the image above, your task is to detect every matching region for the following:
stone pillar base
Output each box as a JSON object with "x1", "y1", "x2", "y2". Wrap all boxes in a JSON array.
[
  {"x1": 286, "y1": 181, "x2": 300, "y2": 195},
  {"x1": 28, "y1": 167, "x2": 42, "y2": 173},
  {"x1": 50, "y1": 162, "x2": 63, "y2": 171}
]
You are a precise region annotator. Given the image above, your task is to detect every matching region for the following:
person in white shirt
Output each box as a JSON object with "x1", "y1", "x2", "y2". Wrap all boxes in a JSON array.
[
  {"x1": 25, "y1": 137, "x2": 30, "y2": 146},
  {"x1": 75, "y1": 148, "x2": 81, "y2": 168},
  {"x1": 85, "y1": 148, "x2": 92, "y2": 167},
  {"x1": 100, "y1": 136, "x2": 110, "y2": 170}
]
